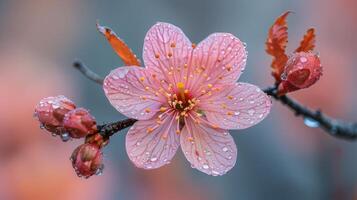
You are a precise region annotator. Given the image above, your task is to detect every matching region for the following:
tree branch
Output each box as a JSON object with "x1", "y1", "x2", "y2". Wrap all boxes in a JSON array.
[
  {"x1": 73, "y1": 60, "x2": 357, "y2": 140},
  {"x1": 73, "y1": 60, "x2": 104, "y2": 84}
]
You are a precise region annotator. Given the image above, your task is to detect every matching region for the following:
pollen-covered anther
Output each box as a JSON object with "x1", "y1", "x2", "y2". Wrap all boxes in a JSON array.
[
  {"x1": 227, "y1": 95, "x2": 234, "y2": 100},
  {"x1": 192, "y1": 43, "x2": 196, "y2": 49},
  {"x1": 227, "y1": 111, "x2": 234, "y2": 116},
  {"x1": 170, "y1": 42, "x2": 176, "y2": 48},
  {"x1": 139, "y1": 77, "x2": 145, "y2": 82},
  {"x1": 145, "y1": 86, "x2": 150, "y2": 91},
  {"x1": 155, "y1": 54, "x2": 160, "y2": 59},
  {"x1": 145, "y1": 108, "x2": 151, "y2": 113},
  {"x1": 207, "y1": 84, "x2": 213, "y2": 88},
  {"x1": 226, "y1": 65, "x2": 233, "y2": 72},
  {"x1": 187, "y1": 137, "x2": 194, "y2": 142},
  {"x1": 160, "y1": 107, "x2": 168, "y2": 112},
  {"x1": 176, "y1": 130, "x2": 180, "y2": 134},
  {"x1": 168, "y1": 52, "x2": 173, "y2": 57},
  {"x1": 147, "y1": 127, "x2": 154, "y2": 134}
]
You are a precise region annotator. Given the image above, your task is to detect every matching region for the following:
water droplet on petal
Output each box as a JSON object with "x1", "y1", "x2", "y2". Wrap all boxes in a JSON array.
[
  {"x1": 150, "y1": 157, "x2": 158, "y2": 162},
  {"x1": 202, "y1": 164, "x2": 209, "y2": 169},
  {"x1": 222, "y1": 147, "x2": 229, "y2": 152}
]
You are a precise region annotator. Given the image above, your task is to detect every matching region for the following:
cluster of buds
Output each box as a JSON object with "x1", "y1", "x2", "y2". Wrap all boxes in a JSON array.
[
  {"x1": 34, "y1": 95, "x2": 107, "y2": 178},
  {"x1": 277, "y1": 52, "x2": 322, "y2": 96}
]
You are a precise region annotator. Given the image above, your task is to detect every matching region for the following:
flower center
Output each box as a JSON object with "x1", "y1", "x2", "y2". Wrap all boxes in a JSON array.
[{"x1": 167, "y1": 82, "x2": 198, "y2": 116}]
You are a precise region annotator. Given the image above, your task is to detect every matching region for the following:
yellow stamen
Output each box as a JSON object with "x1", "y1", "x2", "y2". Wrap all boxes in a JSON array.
[
  {"x1": 177, "y1": 82, "x2": 186, "y2": 101},
  {"x1": 145, "y1": 108, "x2": 151, "y2": 113}
]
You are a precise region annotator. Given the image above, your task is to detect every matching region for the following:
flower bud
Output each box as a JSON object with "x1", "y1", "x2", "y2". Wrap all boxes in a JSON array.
[
  {"x1": 63, "y1": 108, "x2": 97, "y2": 138},
  {"x1": 34, "y1": 95, "x2": 76, "y2": 134},
  {"x1": 278, "y1": 52, "x2": 322, "y2": 95},
  {"x1": 71, "y1": 143, "x2": 104, "y2": 178}
]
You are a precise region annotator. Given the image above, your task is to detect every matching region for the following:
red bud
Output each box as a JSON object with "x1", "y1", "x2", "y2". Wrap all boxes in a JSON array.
[
  {"x1": 63, "y1": 108, "x2": 98, "y2": 138},
  {"x1": 278, "y1": 52, "x2": 322, "y2": 95},
  {"x1": 34, "y1": 95, "x2": 76, "y2": 134},
  {"x1": 71, "y1": 143, "x2": 104, "y2": 178}
]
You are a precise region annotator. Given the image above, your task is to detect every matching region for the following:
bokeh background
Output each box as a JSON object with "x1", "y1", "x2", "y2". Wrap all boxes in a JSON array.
[{"x1": 1, "y1": 0, "x2": 357, "y2": 199}]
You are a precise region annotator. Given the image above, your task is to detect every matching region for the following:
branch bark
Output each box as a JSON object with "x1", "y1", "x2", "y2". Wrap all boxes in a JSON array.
[{"x1": 73, "y1": 60, "x2": 357, "y2": 140}]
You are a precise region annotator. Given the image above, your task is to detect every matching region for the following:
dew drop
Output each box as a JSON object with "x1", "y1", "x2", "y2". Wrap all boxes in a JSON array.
[
  {"x1": 150, "y1": 157, "x2": 158, "y2": 162},
  {"x1": 248, "y1": 109, "x2": 255, "y2": 116},
  {"x1": 202, "y1": 164, "x2": 209, "y2": 169},
  {"x1": 60, "y1": 132, "x2": 71, "y2": 142},
  {"x1": 39, "y1": 124, "x2": 45, "y2": 129},
  {"x1": 222, "y1": 147, "x2": 229, "y2": 152},
  {"x1": 304, "y1": 117, "x2": 320, "y2": 128},
  {"x1": 281, "y1": 73, "x2": 287, "y2": 81},
  {"x1": 95, "y1": 168, "x2": 103, "y2": 176},
  {"x1": 300, "y1": 56, "x2": 308, "y2": 63}
]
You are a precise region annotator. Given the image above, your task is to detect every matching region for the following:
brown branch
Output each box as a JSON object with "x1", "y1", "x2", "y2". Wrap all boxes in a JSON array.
[{"x1": 73, "y1": 60, "x2": 357, "y2": 140}]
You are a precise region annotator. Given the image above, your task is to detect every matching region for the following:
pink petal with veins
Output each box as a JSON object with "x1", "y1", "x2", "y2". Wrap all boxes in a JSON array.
[
  {"x1": 188, "y1": 33, "x2": 247, "y2": 92},
  {"x1": 126, "y1": 112, "x2": 180, "y2": 169},
  {"x1": 199, "y1": 83, "x2": 272, "y2": 129},
  {"x1": 143, "y1": 22, "x2": 192, "y2": 83},
  {"x1": 180, "y1": 116, "x2": 237, "y2": 176},
  {"x1": 103, "y1": 66, "x2": 165, "y2": 120}
]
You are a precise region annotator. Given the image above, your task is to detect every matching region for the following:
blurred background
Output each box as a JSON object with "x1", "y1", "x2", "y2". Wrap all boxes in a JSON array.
[{"x1": 1, "y1": 0, "x2": 357, "y2": 199}]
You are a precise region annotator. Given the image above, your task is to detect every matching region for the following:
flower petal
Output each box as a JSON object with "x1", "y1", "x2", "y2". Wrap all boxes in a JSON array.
[
  {"x1": 143, "y1": 22, "x2": 192, "y2": 80},
  {"x1": 103, "y1": 66, "x2": 165, "y2": 120},
  {"x1": 188, "y1": 33, "x2": 247, "y2": 90},
  {"x1": 199, "y1": 83, "x2": 272, "y2": 129},
  {"x1": 180, "y1": 116, "x2": 237, "y2": 176},
  {"x1": 126, "y1": 112, "x2": 180, "y2": 169}
]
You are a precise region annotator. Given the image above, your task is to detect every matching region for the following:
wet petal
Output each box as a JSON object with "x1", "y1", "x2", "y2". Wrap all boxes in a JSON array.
[
  {"x1": 199, "y1": 83, "x2": 272, "y2": 129},
  {"x1": 143, "y1": 22, "x2": 192, "y2": 80},
  {"x1": 188, "y1": 33, "x2": 247, "y2": 90},
  {"x1": 180, "y1": 116, "x2": 237, "y2": 176},
  {"x1": 103, "y1": 66, "x2": 164, "y2": 120},
  {"x1": 126, "y1": 112, "x2": 180, "y2": 169}
]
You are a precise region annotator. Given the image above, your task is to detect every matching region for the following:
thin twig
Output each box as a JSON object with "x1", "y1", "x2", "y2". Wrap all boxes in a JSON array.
[
  {"x1": 73, "y1": 60, "x2": 104, "y2": 84},
  {"x1": 73, "y1": 60, "x2": 357, "y2": 140}
]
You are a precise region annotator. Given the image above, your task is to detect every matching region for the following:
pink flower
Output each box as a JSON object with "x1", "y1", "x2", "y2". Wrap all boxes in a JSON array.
[{"x1": 103, "y1": 22, "x2": 272, "y2": 176}]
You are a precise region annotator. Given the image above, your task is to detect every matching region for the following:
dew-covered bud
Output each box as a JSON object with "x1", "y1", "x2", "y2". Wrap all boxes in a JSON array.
[
  {"x1": 71, "y1": 143, "x2": 104, "y2": 178},
  {"x1": 278, "y1": 52, "x2": 322, "y2": 95},
  {"x1": 34, "y1": 95, "x2": 76, "y2": 134},
  {"x1": 63, "y1": 108, "x2": 97, "y2": 138}
]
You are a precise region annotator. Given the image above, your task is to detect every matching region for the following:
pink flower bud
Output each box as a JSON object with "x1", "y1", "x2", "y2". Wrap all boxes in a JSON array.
[
  {"x1": 278, "y1": 52, "x2": 322, "y2": 95},
  {"x1": 63, "y1": 108, "x2": 97, "y2": 138},
  {"x1": 71, "y1": 143, "x2": 104, "y2": 178},
  {"x1": 34, "y1": 95, "x2": 76, "y2": 134}
]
